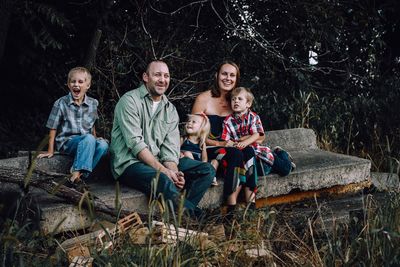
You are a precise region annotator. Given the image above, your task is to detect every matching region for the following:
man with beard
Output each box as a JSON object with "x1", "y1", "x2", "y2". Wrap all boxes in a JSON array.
[{"x1": 110, "y1": 60, "x2": 215, "y2": 218}]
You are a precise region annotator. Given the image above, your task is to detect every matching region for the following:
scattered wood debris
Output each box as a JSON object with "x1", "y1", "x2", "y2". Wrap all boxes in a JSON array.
[{"x1": 151, "y1": 220, "x2": 208, "y2": 245}]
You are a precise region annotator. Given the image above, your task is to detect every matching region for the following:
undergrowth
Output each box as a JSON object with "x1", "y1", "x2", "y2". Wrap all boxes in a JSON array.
[{"x1": 1, "y1": 188, "x2": 399, "y2": 266}]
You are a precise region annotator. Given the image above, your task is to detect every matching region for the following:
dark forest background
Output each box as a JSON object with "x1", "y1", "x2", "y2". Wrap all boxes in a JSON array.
[{"x1": 0, "y1": 0, "x2": 399, "y2": 172}]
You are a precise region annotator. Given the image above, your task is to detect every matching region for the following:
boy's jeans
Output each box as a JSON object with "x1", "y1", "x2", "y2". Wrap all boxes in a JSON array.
[
  {"x1": 62, "y1": 134, "x2": 109, "y2": 176},
  {"x1": 119, "y1": 157, "x2": 215, "y2": 212},
  {"x1": 259, "y1": 149, "x2": 292, "y2": 176}
]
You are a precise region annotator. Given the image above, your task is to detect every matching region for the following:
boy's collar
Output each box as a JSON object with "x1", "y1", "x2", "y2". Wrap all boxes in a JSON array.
[
  {"x1": 68, "y1": 92, "x2": 88, "y2": 106},
  {"x1": 233, "y1": 109, "x2": 250, "y2": 119}
]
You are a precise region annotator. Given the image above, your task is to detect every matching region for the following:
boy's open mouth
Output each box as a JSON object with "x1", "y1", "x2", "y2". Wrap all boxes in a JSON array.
[{"x1": 72, "y1": 88, "x2": 81, "y2": 96}]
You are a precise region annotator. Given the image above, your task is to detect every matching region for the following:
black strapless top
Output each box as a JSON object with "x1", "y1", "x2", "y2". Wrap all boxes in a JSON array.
[{"x1": 207, "y1": 115, "x2": 227, "y2": 141}]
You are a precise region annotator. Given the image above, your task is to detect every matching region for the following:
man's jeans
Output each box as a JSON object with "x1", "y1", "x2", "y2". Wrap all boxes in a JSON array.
[
  {"x1": 119, "y1": 157, "x2": 215, "y2": 211},
  {"x1": 62, "y1": 134, "x2": 109, "y2": 176}
]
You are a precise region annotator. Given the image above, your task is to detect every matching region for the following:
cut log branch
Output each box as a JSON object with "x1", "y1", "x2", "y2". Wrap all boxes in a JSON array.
[{"x1": 0, "y1": 166, "x2": 136, "y2": 219}]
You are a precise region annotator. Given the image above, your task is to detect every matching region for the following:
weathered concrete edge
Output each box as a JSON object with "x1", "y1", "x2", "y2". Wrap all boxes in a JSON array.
[{"x1": 259, "y1": 160, "x2": 371, "y2": 197}]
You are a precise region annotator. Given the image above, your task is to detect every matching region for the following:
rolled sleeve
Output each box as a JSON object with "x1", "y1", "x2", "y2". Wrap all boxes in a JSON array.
[
  {"x1": 159, "y1": 110, "x2": 180, "y2": 164},
  {"x1": 251, "y1": 114, "x2": 265, "y2": 135},
  {"x1": 116, "y1": 96, "x2": 148, "y2": 157}
]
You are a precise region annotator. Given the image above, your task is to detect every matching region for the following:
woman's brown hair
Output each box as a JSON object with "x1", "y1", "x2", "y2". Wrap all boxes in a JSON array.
[{"x1": 211, "y1": 61, "x2": 240, "y2": 98}]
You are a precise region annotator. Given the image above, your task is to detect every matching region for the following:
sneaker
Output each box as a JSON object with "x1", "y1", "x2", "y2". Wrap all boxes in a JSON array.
[
  {"x1": 73, "y1": 178, "x2": 89, "y2": 192},
  {"x1": 274, "y1": 146, "x2": 296, "y2": 170},
  {"x1": 62, "y1": 176, "x2": 89, "y2": 193}
]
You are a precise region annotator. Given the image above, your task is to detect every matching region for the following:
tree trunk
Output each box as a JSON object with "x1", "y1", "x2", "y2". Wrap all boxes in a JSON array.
[
  {"x1": 0, "y1": 0, "x2": 16, "y2": 63},
  {"x1": 83, "y1": 29, "x2": 102, "y2": 70},
  {"x1": 83, "y1": 0, "x2": 115, "y2": 70}
]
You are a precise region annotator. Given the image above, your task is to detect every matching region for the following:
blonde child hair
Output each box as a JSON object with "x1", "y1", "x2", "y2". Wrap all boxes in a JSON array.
[
  {"x1": 230, "y1": 87, "x2": 254, "y2": 106},
  {"x1": 183, "y1": 113, "x2": 211, "y2": 146},
  {"x1": 68, "y1": 66, "x2": 92, "y2": 83}
]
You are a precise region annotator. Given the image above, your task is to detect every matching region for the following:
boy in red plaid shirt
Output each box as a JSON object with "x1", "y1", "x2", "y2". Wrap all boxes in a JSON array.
[
  {"x1": 222, "y1": 86, "x2": 274, "y2": 165},
  {"x1": 222, "y1": 87, "x2": 295, "y2": 201}
]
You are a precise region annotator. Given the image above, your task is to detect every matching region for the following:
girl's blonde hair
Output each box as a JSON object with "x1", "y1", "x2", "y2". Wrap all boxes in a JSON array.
[{"x1": 184, "y1": 113, "x2": 210, "y2": 147}]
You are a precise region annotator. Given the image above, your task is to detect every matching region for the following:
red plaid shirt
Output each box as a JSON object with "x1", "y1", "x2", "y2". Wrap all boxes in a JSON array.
[{"x1": 222, "y1": 110, "x2": 274, "y2": 166}]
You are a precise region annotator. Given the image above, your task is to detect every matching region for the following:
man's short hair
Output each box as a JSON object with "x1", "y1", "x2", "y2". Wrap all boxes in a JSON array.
[
  {"x1": 68, "y1": 67, "x2": 92, "y2": 83},
  {"x1": 145, "y1": 60, "x2": 168, "y2": 74},
  {"x1": 231, "y1": 87, "x2": 254, "y2": 106}
]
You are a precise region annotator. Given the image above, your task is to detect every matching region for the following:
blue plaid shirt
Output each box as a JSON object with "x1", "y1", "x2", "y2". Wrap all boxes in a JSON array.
[{"x1": 46, "y1": 93, "x2": 99, "y2": 151}]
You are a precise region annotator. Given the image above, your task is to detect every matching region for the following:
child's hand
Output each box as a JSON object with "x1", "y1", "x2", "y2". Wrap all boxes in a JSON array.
[
  {"x1": 37, "y1": 152, "x2": 54, "y2": 159},
  {"x1": 235, "y1": 142, "x2": 247, "y2": 149},
  {"x1": 201, "y1": 142, "x2": 207, "y2": 151},
  {"x1": 226, "y1": 140, "x2": 236, "y2": 147}
]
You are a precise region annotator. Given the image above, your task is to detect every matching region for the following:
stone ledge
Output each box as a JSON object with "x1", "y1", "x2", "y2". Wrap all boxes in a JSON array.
[{"x1": 0, "y1": 128, "x2": 372, "y2": 233}]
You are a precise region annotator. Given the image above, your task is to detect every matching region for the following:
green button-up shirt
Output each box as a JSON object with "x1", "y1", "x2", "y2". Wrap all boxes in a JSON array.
[{"x1": 110, "y1": 84, "x2": 180, "y2": 178}]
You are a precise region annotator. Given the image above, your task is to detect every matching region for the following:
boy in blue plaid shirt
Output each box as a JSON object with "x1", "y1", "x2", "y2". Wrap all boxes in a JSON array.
[{"x1": 38, "y1": 67, "x2": 109, "y2": 190}]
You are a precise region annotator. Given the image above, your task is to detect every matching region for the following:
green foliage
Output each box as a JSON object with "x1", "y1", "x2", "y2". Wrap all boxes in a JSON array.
[{"x1": 0, "y1": 0, "x2": 399, "y2": 170}]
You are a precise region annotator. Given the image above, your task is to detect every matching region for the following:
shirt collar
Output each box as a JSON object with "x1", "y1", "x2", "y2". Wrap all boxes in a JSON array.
[
  {"x1": 138, "y1": 83, "x2": 168, "y2": 104},
  {"x1": 68, "y1": 92, "x2": 89, "y2": 106},
  {"x1": 233, "y1": 110, "x2": 250, "y2": 121}
]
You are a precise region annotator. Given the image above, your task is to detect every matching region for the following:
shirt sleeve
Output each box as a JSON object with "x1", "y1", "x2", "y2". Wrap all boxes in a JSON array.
[
  {"x1": 221, "y1": 118, "x2": 232, "y2": 141},
  {"x1": 46, "y1": 100, "x2": 62, "y2": 130},
  {"x1": 159, "y1": 108, "x2": 180, "y2": 164},
  {"x1": 249, "y1": 113, "x2": 265, "y2": 135},
  {"x1": 115, "y1": 95, "x2": 148, "y2": 157}
]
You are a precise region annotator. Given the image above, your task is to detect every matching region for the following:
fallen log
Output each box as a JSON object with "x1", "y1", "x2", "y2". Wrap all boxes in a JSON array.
[{"x1": 0, "y1": 166, "x2": 134, "y2": 219}]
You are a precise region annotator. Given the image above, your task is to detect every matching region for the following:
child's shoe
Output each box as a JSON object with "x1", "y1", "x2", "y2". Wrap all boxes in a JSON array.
[
  {"x1": 211, "y1": 177, "x2": 219, "y2": 186},
  {"x1": 274, "y1": 146, "x2": 296, "y2": 171},
  {"x1": 64, "y1": 178, "x2": 89, "y2": 193}
]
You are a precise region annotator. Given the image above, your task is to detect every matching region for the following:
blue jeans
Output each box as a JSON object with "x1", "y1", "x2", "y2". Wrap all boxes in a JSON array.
[
  {"x1": 118, "y1": 157, "x2": 215, "y2": 211},
  {"x1": 259, "y1": 149, "x2": 292, "y2": 176},
  {"x1": 272, "y1": 150, "x2": 292, "y2": 176},
  {"x1": 62, "y1": 134, "x2": 109, "y2": 176}
]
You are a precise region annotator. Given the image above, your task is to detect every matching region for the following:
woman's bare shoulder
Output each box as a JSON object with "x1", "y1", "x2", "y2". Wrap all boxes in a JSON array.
[
  {"x1": 192, "y1": 90, "x2": 212, "y2": 113},
  {"x1": 196, "y1": 90, "x2": 212, "y2": 100}
]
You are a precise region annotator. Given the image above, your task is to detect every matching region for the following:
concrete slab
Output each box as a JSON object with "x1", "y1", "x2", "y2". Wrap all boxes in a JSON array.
[
  {"x1": 370, "y1": 172, "x2": 399, "y2": 191},
  {"x1": 0, "y1": 128, "x2": 371, "y2": 233}
]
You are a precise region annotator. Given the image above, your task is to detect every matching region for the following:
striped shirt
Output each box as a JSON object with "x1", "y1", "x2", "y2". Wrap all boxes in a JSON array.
[
  {"x1": 46, "y1": 93, "x2": 98, "y2": 150},
  {"x1": 222, "y1": 110, "x2": 274, "y2": 165}
]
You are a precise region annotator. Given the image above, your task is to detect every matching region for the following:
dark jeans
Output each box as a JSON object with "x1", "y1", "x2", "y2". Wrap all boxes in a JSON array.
[
  {"x1": 207, "y1": 146, "x2": 257, "y2": 197},
  {"x1": 259, "y1": 149, "x2": 292, "y2": 176},
  {"x1": 118, "y1": 157, "x2": 215, "y2": 211}
]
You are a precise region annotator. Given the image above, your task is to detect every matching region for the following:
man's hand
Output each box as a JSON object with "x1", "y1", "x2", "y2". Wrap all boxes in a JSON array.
[
  {"x1": 37, "y1": 152, "x2": 54, "y2": 159},
  {"x1": 162, "y1": 168, "x2": 185, "y2": 189},
  {"x1": 174, "y1": 171, "x2": 185, "y2": 189}
]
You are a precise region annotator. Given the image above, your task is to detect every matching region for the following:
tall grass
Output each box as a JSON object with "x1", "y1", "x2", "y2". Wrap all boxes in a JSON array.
[{"x1": 1, "y1": 188, "x2": 399, "y2": 266}]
